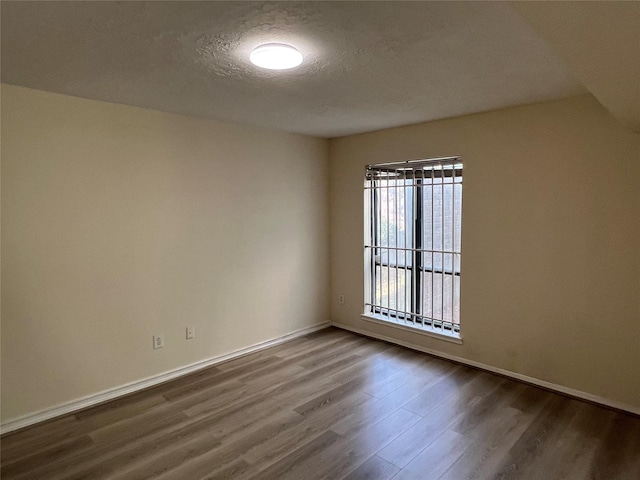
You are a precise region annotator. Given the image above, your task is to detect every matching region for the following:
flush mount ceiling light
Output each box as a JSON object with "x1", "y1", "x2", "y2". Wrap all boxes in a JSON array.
[{"x1": 250, "y1": 43, "x2": 303, "y2": 70}]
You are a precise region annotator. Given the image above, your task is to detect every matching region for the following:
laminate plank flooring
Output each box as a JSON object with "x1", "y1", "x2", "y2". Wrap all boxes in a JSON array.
[{"x1": 2, "y1": 327, "x2": 639, "y2": 480}]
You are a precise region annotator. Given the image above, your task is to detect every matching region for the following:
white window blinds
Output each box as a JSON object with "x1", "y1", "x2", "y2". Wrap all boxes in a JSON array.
[{"x1": 364, "y1": 157, "x2": 463, "y2": 337}]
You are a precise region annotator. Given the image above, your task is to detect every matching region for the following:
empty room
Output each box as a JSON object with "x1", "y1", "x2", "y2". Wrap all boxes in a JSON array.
[{"x1": 1, "y1": 1, "x2": 639, "y2": 479}]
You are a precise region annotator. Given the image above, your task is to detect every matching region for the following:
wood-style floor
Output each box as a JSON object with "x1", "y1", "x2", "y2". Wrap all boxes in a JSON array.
[{"x1": 2, "y1": 327, "x2": 639, "y2": 480}]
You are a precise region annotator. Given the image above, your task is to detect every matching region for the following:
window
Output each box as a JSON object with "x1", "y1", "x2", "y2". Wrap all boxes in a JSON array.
[{"x1": 364, "y1": 157, "x2": 463, "y2": 341}]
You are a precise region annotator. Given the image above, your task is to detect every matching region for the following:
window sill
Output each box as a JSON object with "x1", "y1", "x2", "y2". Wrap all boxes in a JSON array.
[{"x1": 360, "y1": 313, "x2": 463, "y2": 345}]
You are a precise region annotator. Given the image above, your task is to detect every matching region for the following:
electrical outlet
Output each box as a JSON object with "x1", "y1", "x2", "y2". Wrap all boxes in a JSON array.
[
  {"x1": 186, "y1": 326, "x2": 195, "y2": 340},
  {"x1": 153, "y1": 335, "x2": 164, "y2": 349},
  {"x1": 338, "y1": 294, "x2": 345, "y2": 305}
]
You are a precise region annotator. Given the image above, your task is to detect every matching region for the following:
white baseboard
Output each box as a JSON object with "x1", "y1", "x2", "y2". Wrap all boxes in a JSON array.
[
  {"x1": 0, "y1": 322, "x2": 331, "y2": 435},
  {"x1": 331, "y1": 321, "x2": 640, "y2": 416}
]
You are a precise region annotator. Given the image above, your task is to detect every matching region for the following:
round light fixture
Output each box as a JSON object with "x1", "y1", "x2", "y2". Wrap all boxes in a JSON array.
[{"x1": 250, "y1": 43, "x2": 303, "y2": 70}]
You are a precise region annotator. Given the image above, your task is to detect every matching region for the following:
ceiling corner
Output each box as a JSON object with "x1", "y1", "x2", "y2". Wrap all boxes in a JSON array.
[{"x1": 511, "y1": 1, "x2": 640, "y2": 134}]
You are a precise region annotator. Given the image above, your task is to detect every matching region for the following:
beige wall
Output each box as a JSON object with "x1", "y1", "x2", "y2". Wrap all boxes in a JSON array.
[
  {"x1": 1, "y1": 85, "x2": 329, "y2": 422},
  {"x1": 2, "y1": 85, "x2": 639, "y2": 424},
  {"x1": 330, "y1": 95, "x2": 640, "y2": 410}
]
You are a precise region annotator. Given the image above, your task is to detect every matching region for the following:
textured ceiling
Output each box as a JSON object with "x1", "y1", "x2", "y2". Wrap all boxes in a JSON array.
[
  {"x1": 1, "y1": 1, "x2": 586, "y2": 138},
  {"x1": 513, "y1": 1, "x2": 640, "y2": 133}
]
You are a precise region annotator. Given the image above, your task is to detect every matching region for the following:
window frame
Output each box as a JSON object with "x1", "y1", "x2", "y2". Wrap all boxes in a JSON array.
[{"x1": 363, "y1": 158, "x2": 463, "y2": 343}]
